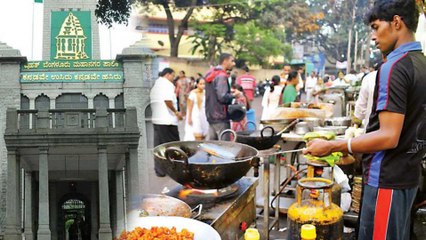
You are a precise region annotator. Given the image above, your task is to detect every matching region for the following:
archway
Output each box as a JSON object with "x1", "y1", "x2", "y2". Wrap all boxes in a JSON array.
[{"x1": 58, "y1": 192, "x2": 91, "y2": 240}]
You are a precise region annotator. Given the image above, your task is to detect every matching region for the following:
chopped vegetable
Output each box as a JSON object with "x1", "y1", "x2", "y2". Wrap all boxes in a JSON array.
[
  {"x1": 118, "y1": 227, "x2": 194, "y2": 240},
  {"x1": 303, "y1": 131, "x2": 336, "y2": 141}
]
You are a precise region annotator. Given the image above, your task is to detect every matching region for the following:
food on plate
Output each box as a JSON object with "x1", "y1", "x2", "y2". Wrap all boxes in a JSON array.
[
  {"x1": 304, "y1": 152, "x2": 343, "y2": 167},
  {"x1": 118, "y1": 226, "x2": 194, "y2": 240},
  {"x1": 303, "y1": 131, "x2": 336, "y2": 141}
]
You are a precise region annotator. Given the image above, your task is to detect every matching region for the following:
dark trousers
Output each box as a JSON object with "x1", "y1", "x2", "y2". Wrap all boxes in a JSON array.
[
  {"x1": 358, "y1": 184, "x2": 417, "y2": 240},
  {"x1": 153, "y1": 124, "x2": 180, "y2": 174}
]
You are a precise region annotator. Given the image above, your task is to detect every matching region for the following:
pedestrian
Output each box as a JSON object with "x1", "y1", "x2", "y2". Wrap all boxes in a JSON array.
[
  {"x1": 236, "y1": 65, "x2": 256, "y2": 104},
  {"x1": 332, "y1": 71, "x2": 349, "y2": 86},
  {"x1": 184, "y1": 78, "x2": 209, "y2": 140},
  {"x1": 305, "y1": 71, "x2": 318, "y2": 103},
  {"x1": 261, "y1": 75, "x2": 283, "y2": 120},
  {"x1": 175, "y1": 70, "x2": 191, "y2": 115},
  {"x1": 281, "y1": 71, "x2": 299, "y2": 105},
  {"x1": 279, "y1": 64, "x2": 291, "y2": 86},
  {"x1": 150, "y1": 68, "x2": 182, "y2": 177},
  {"x1": 231, "y1": 84, "x2": 249, "y2": 132},
  {"x1": 304, "y1": 1, "x2": 426, "y2": 239},
  {"x1": 204, "y1": 53, "x2": 242, "y2": 140}
]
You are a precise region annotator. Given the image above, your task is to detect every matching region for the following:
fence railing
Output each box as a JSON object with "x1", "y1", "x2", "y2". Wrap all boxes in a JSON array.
[{"x1": 7, "y1": 107, "x2": 136, "y2": 132}]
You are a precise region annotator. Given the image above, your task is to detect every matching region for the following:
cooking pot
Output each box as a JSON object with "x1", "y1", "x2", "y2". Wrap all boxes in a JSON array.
[
  {"x1": 127, "y1": 194, "x2": 202, "y2": 220},
  {"x1": 153, "y1": 141, "x2": 258, "y2": 189},
  {"x1": 221, "y1": 120, "x2": 299, "y2": 150},
  {"x1": 127, "y1": 216, "x2": 221, "y2": 240},
  {"x1": 325, "y1": 117, "x2": 352, "y2": 127},
  {"x1": 294, "y1": 122, "x2": 311, "y2": 135}
]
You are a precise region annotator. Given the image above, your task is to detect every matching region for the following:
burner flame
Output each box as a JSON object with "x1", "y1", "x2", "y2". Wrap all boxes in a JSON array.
[{"x1": 178, "y1": 188, "x2": 220, "y2": 199}]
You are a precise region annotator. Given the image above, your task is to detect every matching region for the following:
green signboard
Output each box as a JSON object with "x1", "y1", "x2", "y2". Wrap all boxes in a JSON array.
[
  {"x1": 51, "y1": 11, "x2": 92, "y2": 61},
  {"x1": 22, "y1": 60, "x2": 122, "y2": 71},
  {"x1": 21, "y1": 71, "x2": 123, "y2": 83}
]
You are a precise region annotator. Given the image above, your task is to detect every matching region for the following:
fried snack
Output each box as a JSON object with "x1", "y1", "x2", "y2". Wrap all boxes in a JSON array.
[{"x1": 119, "y1": 226, "x2": 194, "y2": 240}]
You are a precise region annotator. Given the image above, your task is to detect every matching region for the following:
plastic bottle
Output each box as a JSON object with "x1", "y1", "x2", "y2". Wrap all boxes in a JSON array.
[
  {"x1": 244, "y1": 228, "x2": 260, "y2": 240},
  {"x1": 301, "y1": 224, "x2": 316, "y2": 240}
]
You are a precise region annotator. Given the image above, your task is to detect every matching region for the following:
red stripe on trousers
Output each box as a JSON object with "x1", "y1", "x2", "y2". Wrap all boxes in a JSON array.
[{"x1": 373, "y1": 188, "x2": 393, "y2": 240}]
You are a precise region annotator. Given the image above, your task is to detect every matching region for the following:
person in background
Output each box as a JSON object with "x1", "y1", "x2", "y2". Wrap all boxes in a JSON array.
[
  {"x1": 357, "y1": 65, "x2": 369, "y2": 81},
  {"x1": 354, "y1": 62, "x2": 382, "y2": 127},
  {"x1": 280, "y1": 64, "x2": 291, "y2": 86},
  {"x1": 175, "y1": 70, "x2": 191, "y2": 115},
  {"x1": 297, "y1": 67, "x2": 306, "y2": 99},
  {"x1": 205, "y1": 53, "x2": 241, "y2": 140},
  {"x1": 236, "y1": 65, "x2": 257, "y2": 104},
  {"x1": 231, "y1": 84, "x2": 249, "y2": 132},
  {"x1": 345, "y1": 69, "x2": 359, "y2": 86},
  {"x1": 261, "y1": 75, "x2": 284, "y2": 120},
  {"x1": 184, "y1": 78, "x2": 209, "y2": 140},
  {"x1": 150, "y1": 68, "x2": 182, "y2": 177},
  {"x1": 282, "y1": 71, "x2": 299, "y2": 105},
  {"x1": 332, "y1": 71, "x2": 350, "y2": 86},
  {"x1": 305, "y1": 71, "x2": 318, "y2": 103},
  {"x1": 189, "y1": 76, "x2": 196, "y2": 90},
  {"x1": 312, "y1": 77, "x2": 325, "y2": 104},
  {"x1": 305, "y1": 1, "x2": 426, "y2": 239}
]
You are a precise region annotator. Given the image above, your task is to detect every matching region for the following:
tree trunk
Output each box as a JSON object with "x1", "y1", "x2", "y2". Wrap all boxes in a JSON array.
[{"x1": 162, "y1": 1, "x2": 196, "y2": 57}]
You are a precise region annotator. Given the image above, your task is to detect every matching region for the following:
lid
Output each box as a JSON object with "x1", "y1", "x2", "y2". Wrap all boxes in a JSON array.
[
  {"x1": 244, "y1": 228, "x2": 260, "y2": 240},
  {"x1": 301, "y1": 224, "x2": 316, "y2": 239}
]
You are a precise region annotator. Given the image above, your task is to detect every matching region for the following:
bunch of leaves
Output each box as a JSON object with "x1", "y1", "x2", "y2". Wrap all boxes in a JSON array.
[{"x1": 304, "y1": 152, "x2": 343, "y2": 167}]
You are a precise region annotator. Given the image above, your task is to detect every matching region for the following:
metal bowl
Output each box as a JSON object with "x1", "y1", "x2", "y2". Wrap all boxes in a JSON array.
[
  {"x1": 325, "y1": 117, "x2": 352, "y2": 127},
  {"x1": 313, "y1": 126, "x2": 347, "y2": 135}
]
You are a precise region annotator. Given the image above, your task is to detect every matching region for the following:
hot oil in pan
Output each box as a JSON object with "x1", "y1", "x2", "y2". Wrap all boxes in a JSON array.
[{"x1": 188, "y1": 150, "x2": 235, "y2": 164}]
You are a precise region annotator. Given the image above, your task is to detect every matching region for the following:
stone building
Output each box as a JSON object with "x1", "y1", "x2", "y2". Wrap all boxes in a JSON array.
[{"x1": 0, "y1": 0, "x2": 157, "y2": 239}]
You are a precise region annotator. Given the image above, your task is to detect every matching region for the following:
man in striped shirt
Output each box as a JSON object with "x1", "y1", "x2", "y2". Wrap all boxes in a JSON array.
[{"x1": 304, "y1": 0, "x2": 426, "y2": 239}]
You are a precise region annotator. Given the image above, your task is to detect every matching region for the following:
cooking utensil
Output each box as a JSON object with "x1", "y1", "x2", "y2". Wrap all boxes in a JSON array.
[
  {"x1": 127, "y1": 194, "x2": 203, "y2": 223},
  {"x1": 154, "y1": 140, "x2": 258, "y2": 189},
  {"x1": 260, "y1": 117, "x2": 298, "y2": 132},
  {"x1": 299, "y1": 117, "x2": 324, "y2": 127},
  {"x1": 127, "y1": 216, "x2": 221, "y2": 240},
  {"x1": 325, "y1": 117, "x2": 352, "y2": 127},
  {"x1": 220, "y1": 119, "x2": 299, "y2": 150},
  {"x1": 294, "y1": 122, "x2": 311, "y2": 135},
  {"x1": 313, "y1": 126, "x2": 347, "y2": 135}
]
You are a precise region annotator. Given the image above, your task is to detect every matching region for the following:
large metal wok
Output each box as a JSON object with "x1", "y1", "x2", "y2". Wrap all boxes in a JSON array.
[
  {"x1": 154, "y1": 140, "x2": 259, "y2": 189},
  {"x1": 220, "y1": 119, "x2": 299, "y2": 150}
]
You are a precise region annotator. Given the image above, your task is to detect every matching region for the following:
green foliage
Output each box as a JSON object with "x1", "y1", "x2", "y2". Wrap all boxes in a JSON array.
[{"x1": 232, "y1": 22, "x2": 287, "y2": 67}]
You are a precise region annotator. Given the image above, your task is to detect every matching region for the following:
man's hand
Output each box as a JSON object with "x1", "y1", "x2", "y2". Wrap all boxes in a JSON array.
[
  {"x1": 303, "y1": 139, "x2": 335, "y2": 157},
  {"x1": 175, "y1": 112, "x2": 183, "y2": 121}
]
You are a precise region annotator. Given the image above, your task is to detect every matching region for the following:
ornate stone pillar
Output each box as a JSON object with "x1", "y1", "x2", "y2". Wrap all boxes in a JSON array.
[
  {"x1": 98, "y1": 146, "x2": 112, "y2": 239},
  {"x1": 4, "y1": 148, "x2": 21, "y2": 240},
  {"x1": 24, "y1": 171, "x2": 34, "y2": 240},
  {"x1": 37, "y1": 147, "x2": 51, "y2": 240}
]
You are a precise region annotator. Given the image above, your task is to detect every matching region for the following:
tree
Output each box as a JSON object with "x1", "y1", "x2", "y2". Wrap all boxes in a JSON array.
[{"x1": 96, "y1": 0, "x2": 202, "y2": 57}]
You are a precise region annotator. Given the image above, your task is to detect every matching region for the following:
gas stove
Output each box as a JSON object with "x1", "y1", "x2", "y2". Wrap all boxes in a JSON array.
[{"x1": 167, "y1": 177, "x2": 258, "y2": 240}]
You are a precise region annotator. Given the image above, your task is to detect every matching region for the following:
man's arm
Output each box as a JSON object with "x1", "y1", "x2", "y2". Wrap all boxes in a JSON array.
[
  {"x1": 215, "y1": 76, "x2": 234, "y2": 104},
  {"x1": 165, "y1": 100, "x2": 182, "y2": 120},
  {"x1": 305, "y1": 111, "x2": 405, "y2": 156}
]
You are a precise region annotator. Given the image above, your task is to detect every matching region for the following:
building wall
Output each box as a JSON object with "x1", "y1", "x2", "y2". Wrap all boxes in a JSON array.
[{"x1": 0, "y1": 43, "x2": 24, "y2": 234}]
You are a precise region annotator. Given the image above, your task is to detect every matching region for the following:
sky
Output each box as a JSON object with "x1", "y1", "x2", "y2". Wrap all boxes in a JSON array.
[{"x1": 0, "y1": 0, "x2": 141, "y2": 60}]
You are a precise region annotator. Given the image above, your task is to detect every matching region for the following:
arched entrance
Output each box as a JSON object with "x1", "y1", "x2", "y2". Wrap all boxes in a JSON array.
[{"x1": 58, "y1": 192, "x2": 91, "y2": 240}]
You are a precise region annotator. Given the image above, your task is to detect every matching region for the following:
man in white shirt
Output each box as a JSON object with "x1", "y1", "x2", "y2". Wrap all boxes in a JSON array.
[
  {"x1": 305, "y1": 71, "x2": 317, "y2": 103},
  {"x1": 150, "y1": 67, "x2": 183, "y2": 177},
  {"x1": 354, "y1": 70, "x2": 377, "y2": 127}
]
